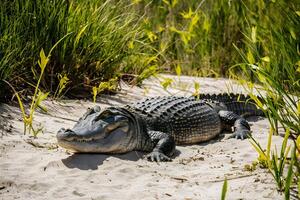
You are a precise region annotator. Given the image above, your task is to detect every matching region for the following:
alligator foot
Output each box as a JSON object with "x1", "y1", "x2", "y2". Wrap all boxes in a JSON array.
[
  {"x1": 228, "y1": 129, "x2": 252, "y2": 140},
  {"x1": 146, "y1": 151, "x2": 171, "y2": 162}
]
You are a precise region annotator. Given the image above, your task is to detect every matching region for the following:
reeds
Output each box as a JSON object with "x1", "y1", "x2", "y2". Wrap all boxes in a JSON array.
[
  {"x1": 1, "y1": 0, "x2": 298, "y2": 99},
  {"x1": 229, "y1": 1, "x2": 299, "y2": 197}
]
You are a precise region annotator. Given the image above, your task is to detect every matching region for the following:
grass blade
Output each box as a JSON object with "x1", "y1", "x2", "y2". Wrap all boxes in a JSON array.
[{"x1": 221, "y1": 178, "x2": 228, "y2": 200}]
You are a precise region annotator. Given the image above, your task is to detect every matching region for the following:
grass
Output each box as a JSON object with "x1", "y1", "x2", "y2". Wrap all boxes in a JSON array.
[
  {"x1": 1, "y1": 0, "x2": 298, "y2": 100},
  {"x1": 0, "y1": 0, "x2": 154, "y2": 98},
  {"x1": 4, "y1": 49, "x2": 49, "y2": 136},
  {"x1": 229, "y1": 0, "x2": 299, "y2": 137},
  {"x1": 249, "y1": 129, "x2": 299, "y2": 199},
  {"x1": 228, "y1": 1, "x2": 299, "y2": 197},
  {"x1": 221, "y1": 178, "x2": 228, "y2": 200}
]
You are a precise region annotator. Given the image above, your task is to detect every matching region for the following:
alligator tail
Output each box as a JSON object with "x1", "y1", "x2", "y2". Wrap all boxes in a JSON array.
[{"x1": 199, "y1": 93, "x2": 264, "y2": 117}]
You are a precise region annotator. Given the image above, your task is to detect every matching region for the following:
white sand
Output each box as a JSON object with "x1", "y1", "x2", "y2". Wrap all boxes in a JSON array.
[{"x1": 0, "y1": 75, "x2": 283, "y2": 199}]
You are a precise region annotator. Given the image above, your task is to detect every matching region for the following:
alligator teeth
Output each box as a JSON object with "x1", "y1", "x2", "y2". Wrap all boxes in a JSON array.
[{"x1": 75, "y1": 138, "x2": 95, "y2": 142}]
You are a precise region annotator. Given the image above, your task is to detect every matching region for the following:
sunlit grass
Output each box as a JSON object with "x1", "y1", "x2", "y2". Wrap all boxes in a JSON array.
[
  {"x1": 1, "y1": 0, "x2": 298, "y2": 99},
  {"x1": 0, "y1": 0, "x2": 154, "y2": 97}
]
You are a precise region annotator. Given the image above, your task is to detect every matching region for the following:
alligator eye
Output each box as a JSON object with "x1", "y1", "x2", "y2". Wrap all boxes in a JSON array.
[{"x1": 104, "y1": 116, "x2": 115, "y2": 123}]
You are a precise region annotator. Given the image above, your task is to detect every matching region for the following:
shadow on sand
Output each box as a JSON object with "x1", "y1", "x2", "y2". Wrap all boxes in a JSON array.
[
  {"x1": 0, "y1": 103, "x2": 15, "y2": 136},
  {"x1": 62, "y1": 151, "x2": 144, "y2": 170},
  {"x1": 62, "y1": 149, "x2": 182, "y2": 170}
]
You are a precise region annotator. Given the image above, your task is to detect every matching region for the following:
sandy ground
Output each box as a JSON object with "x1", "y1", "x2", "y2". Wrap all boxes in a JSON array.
[{"x1": 0, "y1": 74, "x2": 284, "y2": 200}]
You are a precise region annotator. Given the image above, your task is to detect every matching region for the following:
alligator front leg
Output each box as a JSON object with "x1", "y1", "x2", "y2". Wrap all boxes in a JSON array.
[
  {"x1": 146, "y1": 130, "x2": 175, "y2": 162},
  {"x1": 219, "y1": 110, "x2": 251, "y2": 140}
]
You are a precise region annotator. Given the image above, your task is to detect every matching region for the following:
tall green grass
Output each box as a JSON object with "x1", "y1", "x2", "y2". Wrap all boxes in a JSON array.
[
  {"x1": 230, "y1": 0, "x2": 299, "y2": 136},
  {"x1": 229, "y1": 1, "x2": 299, "y2": 197},
  {"x1": 134, "y1": 0, "x2": 245, "y2": 76},
  {"x1": 0, "y1": 0, "x2": 153, "y2": 98},
  {"x1": 1, "y1": 0, "x2": 298, "y2": 99}
]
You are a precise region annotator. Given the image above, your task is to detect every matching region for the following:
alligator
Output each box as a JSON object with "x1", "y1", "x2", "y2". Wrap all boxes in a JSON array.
[{"x1": 57, "y1": 94, "x2": 263, "y2": 162}]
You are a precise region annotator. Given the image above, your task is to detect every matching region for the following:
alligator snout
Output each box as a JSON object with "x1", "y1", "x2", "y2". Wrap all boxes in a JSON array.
[
  {"x1": 57, "y1": 128, "x2": 78, "y2": 141},
  {"x1": 57, "y1": 127, "x2": 106, "y2": 142}
]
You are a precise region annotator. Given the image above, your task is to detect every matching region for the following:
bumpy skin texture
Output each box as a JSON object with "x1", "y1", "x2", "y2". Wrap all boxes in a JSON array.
[
  {"x1": 57, "y1": 94, "x2": 262, "y2": 162},
  {"x1": 126, "y1": 96, "x2": 223, "y2": 144}
]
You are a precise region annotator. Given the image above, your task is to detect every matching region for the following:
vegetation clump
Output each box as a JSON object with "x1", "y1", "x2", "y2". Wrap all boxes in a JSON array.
[{"x1": 1, "y1": 0, "x2": 298, "y2": 100}]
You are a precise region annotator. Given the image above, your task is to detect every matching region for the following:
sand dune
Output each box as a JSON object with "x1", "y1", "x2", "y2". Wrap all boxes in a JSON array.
[{"x1": 0, "y1": 75, "x2": 283, "y2": 199}]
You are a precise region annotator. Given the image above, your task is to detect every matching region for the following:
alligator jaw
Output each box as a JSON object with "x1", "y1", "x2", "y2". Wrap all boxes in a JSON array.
[
  {"x1": 56, "y1": 121, "x2": 133, "y2": 153},
  {"x1": 56, "y1": 128, "x2": 107, "y2": 143}
]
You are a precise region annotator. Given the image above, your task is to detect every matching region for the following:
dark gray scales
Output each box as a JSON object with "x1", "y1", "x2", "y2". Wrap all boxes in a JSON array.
[{"x1": 125, "y1": 96, "x2": 222, "y2": 144}]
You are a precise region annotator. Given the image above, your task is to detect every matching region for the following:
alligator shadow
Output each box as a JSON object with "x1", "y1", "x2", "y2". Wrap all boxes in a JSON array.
[
  {"x1": 62, "y1": 151, "x2": 145, "y2": 170},
  {"x1": 62, "y1": 149, "x2": 182, "y2": 170},
  {"x1": 178, "y1": 133, "x2": 228, "y2": 148}
]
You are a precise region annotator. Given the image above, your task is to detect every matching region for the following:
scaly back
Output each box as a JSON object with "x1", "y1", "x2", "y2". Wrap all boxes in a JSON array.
[
  {"x1": 199, "y1": 93, "x2": 264, "y2": 116},
  {"x1": 125, "y1": 96, "x2": 222, "y2": 144}
]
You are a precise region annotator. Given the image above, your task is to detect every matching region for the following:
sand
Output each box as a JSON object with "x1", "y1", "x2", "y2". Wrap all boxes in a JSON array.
[{"x1": 0, "y1": 74, "x2": 284, "y2": 199}]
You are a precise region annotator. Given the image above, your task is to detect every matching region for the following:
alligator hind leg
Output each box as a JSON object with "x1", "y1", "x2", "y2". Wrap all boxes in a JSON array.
[{"x1": 218, "y1": 110, "x2": 251, "y2": 140}]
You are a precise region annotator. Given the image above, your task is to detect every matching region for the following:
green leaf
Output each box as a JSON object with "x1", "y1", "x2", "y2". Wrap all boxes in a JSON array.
[
  {"x1": 162, "y1": 0, "x2": 170, "y2": 6},
  {"x1": 290, "y1": 29, "x2": 296, "y2": 40},
  {"x1": 146, "y1": 31, "x2": 157, "y2": 42},
  {"x1": 128, "y1": 40, "x2": 134, "y2": 49},
  {"x1": 203, "y1": 17, "x2": 210, "y2": 32},
  {"x1": 39, "y1": 49, "x2": 46, "y2": 64},
  {"x1": 261, "y1": 56, "x2": 270, "y2": 62},
  {"x1": 160, "y1": 78, "x2": 173, "y2": 90},
  {"x1": 180, "y1": 8, "x2": 194, "y2": 19},
  {"x1": 175, "y1": 64, "x2": 181, "y2": 76},
  {"x1": 75, "y1": 24, "x2": 88, "y2": 47},
  {"x1": 284, "y1": 147, "x2": 295, "y2": 199},
  {"x1": 189, "y1": 13, "x2": 199, "y2": 32},
  {"x1": 249, "y1": 93, "x2": 263, "y2": 109},
  {"x1": 266, "y1": 128, "x2": 273, "y2": 167},
  {"x1": 281, "y1": 129, "x2": 290, "y2": 157},
  {"x1": 34, "y1": 91, "x2": 49, "y2": 110},
  {"x1": 137, "y1": 65, "x2": 158, "y2": 82},
  {"x1": 145, "y1": 56, "x2": 158, "y2": 65},
  {"x1": 247, "y1": 50, "x2": 255, "y2": 64},
  {"x1": 131, "y1": 0, "x2": 142, "y2": 4},
  {"x1": 92, "y1": 86, "x2": 98, "y2": 103},
  {"x1": 56, "y1": 73, "x2": 70, "y2": 98},
  {"x1": 296, "y1": 135, "x2": 300, "y2": 150},
  {"x1": 251, "y1": 26, "x2": 257, "y2": 43},
  {"x1": 296, "y1": 11, "x2": 300, "y2": 17},
  {"x1": 194, "y1": 82, "x2": 200, "y2": 91},
  {"x1": 221, "y1": 178, "x2": 228, "y2": 200},
  {"x1": 38, "y1": 49, "x2": 49, "y2": 71},
  {"x1": 170, "y1": 26, "x2": 180, "y2": 33},
  {"x1": 171, "y1": 0, "x2": 178, "y2": 7},
  {"x1": 193, "y1": 82, "x2": 200, "y2": 98},
  {"x1": 250, "y1": 140, "x2": 267, "y2": 162}
]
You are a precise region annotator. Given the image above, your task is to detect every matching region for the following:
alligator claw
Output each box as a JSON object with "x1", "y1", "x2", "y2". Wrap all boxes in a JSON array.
[
  {"x1": 229, "y1": 129, "x2": 252, "y2": 140},
  {"x1": 146, "y1": 151, "x2": 171, "y2": 162}
]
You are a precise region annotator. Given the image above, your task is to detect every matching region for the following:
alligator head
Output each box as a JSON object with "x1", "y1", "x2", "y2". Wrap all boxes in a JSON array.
[{"x1": 56, "y1": 106, "x2": 139, "y2": 153}]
